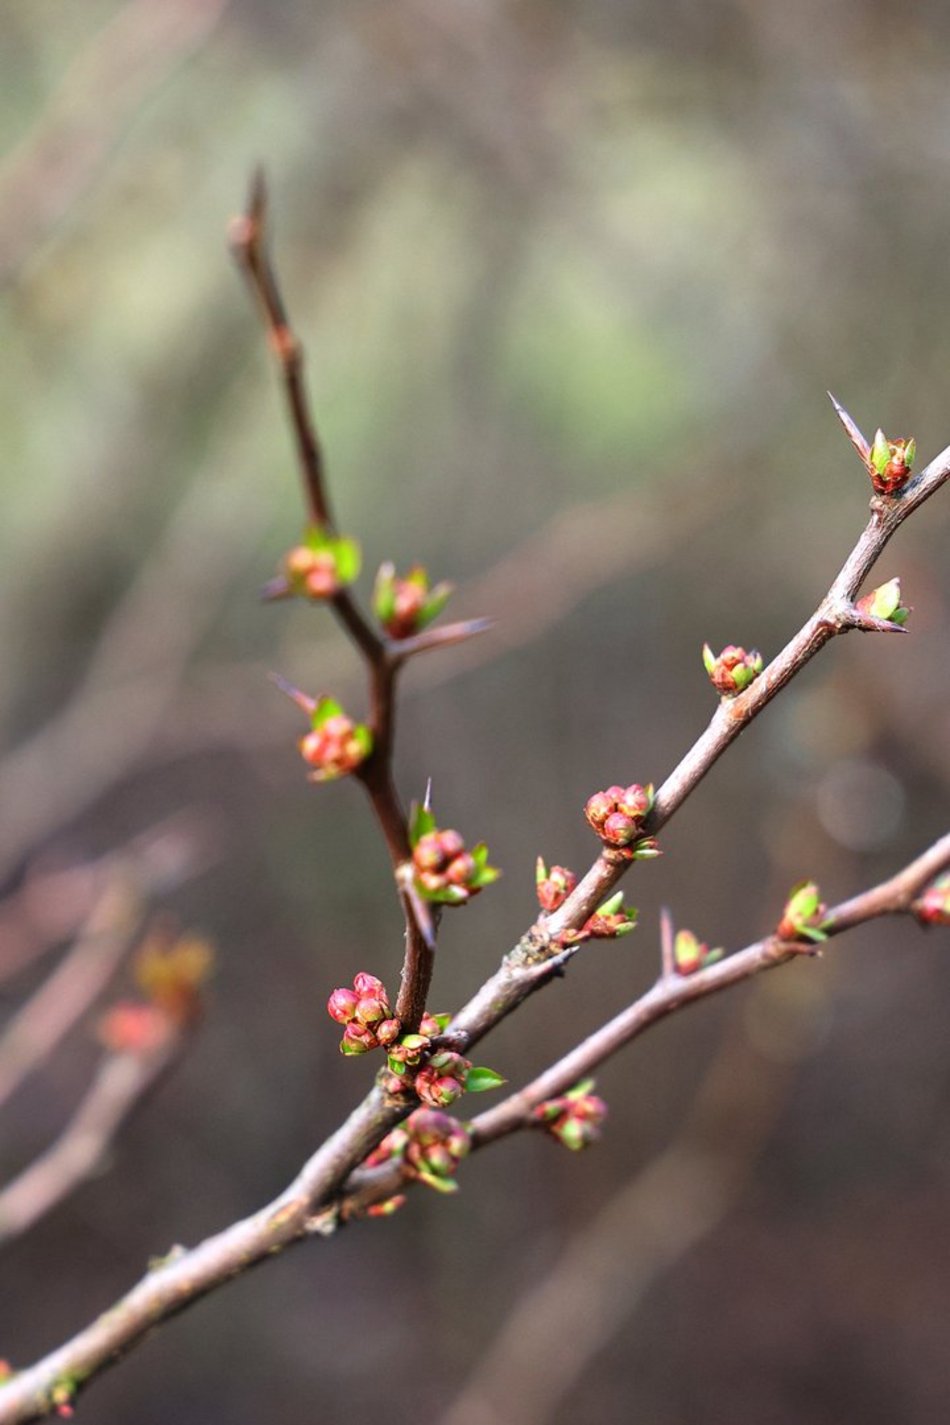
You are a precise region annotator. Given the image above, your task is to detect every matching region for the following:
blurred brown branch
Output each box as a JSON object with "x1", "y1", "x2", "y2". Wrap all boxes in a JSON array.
[
  {"x1": 0, "y1": 876, "x2": 143, "y2": 1113},
  {"x1": 439, "y1": 993, "x2": 799, "y2": 1425},
  {"x1": 0, "y1": 0, "x2": 230, "y2": 284},
  {"x1": 0, "y1": 187, "x2": 947, "y2": 1423},
  {"x1": 0, "y1": 1032, "x2": 181, "y2": 1246}
]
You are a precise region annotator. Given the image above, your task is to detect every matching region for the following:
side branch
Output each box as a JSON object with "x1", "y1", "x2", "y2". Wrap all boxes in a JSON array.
[{"x1": 543, "y1": 438, "x2": 950, "y2": 937}]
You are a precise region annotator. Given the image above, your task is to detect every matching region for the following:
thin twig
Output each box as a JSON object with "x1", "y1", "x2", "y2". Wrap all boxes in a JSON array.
[
  {"x1": 0, "y1": 877, "x2": 144, "y2": 1113},
  {"x1": 342, "y1": 830, "x2": 950, "y2": 1212},
  {"x1": 229, "y1": 176, "x2": 438, "y2": 1027},
  {"x1": 0, "y1": 1036, "x2": 182, "y2": 1246},
  {"x1": 0, "y1": 835, "x2": 942, "y2": 1424},
  {"x1": 439, "y1": 1005, "x2": 795, "y2": 1425}
]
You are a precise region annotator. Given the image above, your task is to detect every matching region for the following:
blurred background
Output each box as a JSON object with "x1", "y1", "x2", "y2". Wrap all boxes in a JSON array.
[{"x1": 1, "y1": 1, "x2": 950, "y2": 1421}]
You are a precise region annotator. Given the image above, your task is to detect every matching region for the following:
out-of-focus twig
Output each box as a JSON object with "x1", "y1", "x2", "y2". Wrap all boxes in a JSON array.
[
  {"x1": 0, "y1": 810, "x2": 217, "y2": 988},
  {"x1": 0, "y1": 1034, "x2": 181, "y2": 1246},
  {"x1": 0, "y1": 836, "x2": 942, "y2": 1425},
  {"x1": 438, "y1": 991, "x2": 802, "y2": 1425},
  {"x1": 231, "y1": 178, "x2": 493, "y2": 1028},
  {"x1": 0, "y1": 877, "x2": 143, "y2": 1113},
  {"x1": 0, "y1": 0, "x2": 230, "y2": 283}
]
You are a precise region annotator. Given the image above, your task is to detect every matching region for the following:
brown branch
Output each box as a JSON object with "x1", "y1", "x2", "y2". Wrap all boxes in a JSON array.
[
  {"x1": 466, "y1": 831, "x2": 950, "y2": 1146},
  {"x1": 539, "y1": 437, "x2": 950, "y2": 940},
  {"x1": 229, "y1": 176, "x2": 437, "y2": 1027},
  {"x1": 438, "y1": 1007, "x2": 794, "y2": 1425},
  {"x1": 0, "y1": 878, "x2": 144, "y2": 1113},
  {"x1": 0, "y1": 812, "x2": 216, "y2": 989},
  {"x1": 2, "y1": 831, "x2": 943, "y2": 1424},
  {"x1": 342, "y1": 830, "x2": 950, "y2": 1215},
  {"x1": 0, "y1": 1036, "x2": 182, "y2": 1246},
  {"x1": 0, "y1": 0, "x2": 231, "y2": 284}
]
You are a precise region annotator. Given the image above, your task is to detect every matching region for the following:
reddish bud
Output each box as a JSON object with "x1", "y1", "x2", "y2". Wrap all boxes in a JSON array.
[
  {"x1": 536, "y1": 860, "x2": 577, "y2": 912},
  {"x1": 584, "y1": 785, "x2": 653, "y2": 846},
  {"x1": 353, "y1": 972, "x2": 386, "y2": 998},
  {"x1": 413, "y1": 832, "x2": 449, "y2": 873},
  {"x1": 672, "y1": 928, "x2": 722, "y2": 976},
  {"x1": 584, "y1": 792, "x2": 615, "y2": 830},
  {"x1": 366, "y1": 1195, "x2": 407, "y2": 1217},
  {"x1": 327, "y1": 987, "x2": 359, "y2": 1024},
  {"x1": 915, "y1": 876, "x2": 950, "y2": 926},
  {"x1": 602, "y1": 811, "x2": 637, "y2": 845},
  {"x1": 856, "y1": 577, "x2": 911, "y2": 627},
  {"x1": 445, "y1": 852, "x2": 476, "y2": 886},
  {"x1": 341, "y1": 1021, "x2": 377, "y2": 1054},
  {"x1": 376, "y1": 1017, "x2": 402, "y2": 1047},
  {"x1": 776, "y1": 881, "x2": 829, "y2": 944},
  {"x1": 97, "y1": 1002, "x2": 173, "y2": 1056},
  {"x1": 534, "y1": 1080, "x2": 607, "y2": 1151},
  {"x1": 373, "y1": 562, "x2": 453, "y2": 639},
  {"x1": 867, "y1": 429, "x2": 916, "y2": 495},
  {"x1": 702, "y1": 643, "x2": 763, "y2": 697},
  {"x1": 415, "y1": 1069, "x2": 464, "y2": 1107},
  {"x1": 412, "y1": 823, "x2": 499, "y2": 904}
]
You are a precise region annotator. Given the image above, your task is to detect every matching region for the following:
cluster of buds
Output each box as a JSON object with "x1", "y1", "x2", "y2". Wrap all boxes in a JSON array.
[
  {"x1": 366, "y1": 1108, "x2": 472, "y2": 1193},
  {"x1": 535, "y1": 859, "x2": 577, "y2": 912},
  {"x1": 298, "y1": 695, "x2": 373, "y2": 782},
  {"x1": 832, "y1": 398, "x2": 917, "y2": 497},
  {"x1": 865, "y1": 429, "x2": 916, "y2": 496},
  {"x1": 373, "y1": 562, "x2": 452, "y2": 640},
  {"x1": 702, "y1": 643, "x2": 763, "y2": 697},
  {"x1": 534, "y1": 1080, "x2": 607, "y2": 1151},
  {"x1": 776, "y1": 881, "x2": 829, "y2": 945},
  {"x1": 914, "y1": 876, "x2": 950, "y2": 926},
  {"x1": 382, "y1": 1021, "x2": 504, "y2": 1105},
  {"x1": 584, "y1": 784, "x2": 658, "y2": 857},
  {"x1": 281, "y1": 527, "x2": 361, "y2": 600},
  {"x1": 98, "y1": 927, "x2": 214, "y2": 1055},
  {"x1": 327, "y1": 973, "x2": 401, "y2": 1055},
  {"x1": 856, "y1": 578, "x2": 911, "y2": 628},
  {"x1": 414, "y1": 1050, "x2": 472, "y2": 1108},
  {"x1": 560, "y1": 891, "x2": 638, "y2": 946},
  {"x1": 409, "y1": 802, "x2": 499, "y2": 905},
  {"x1": 672, "y1": 928, "x2": 723, "y2": 976}
]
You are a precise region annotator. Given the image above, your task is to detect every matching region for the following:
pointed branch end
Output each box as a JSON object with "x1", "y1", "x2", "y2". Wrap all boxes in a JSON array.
[
  {"x1": 268, "y1": 671, "x2": 316, "y2": 715},
  {"x1": 828, "y1": 390, "x2": 871, "y2": 464}
]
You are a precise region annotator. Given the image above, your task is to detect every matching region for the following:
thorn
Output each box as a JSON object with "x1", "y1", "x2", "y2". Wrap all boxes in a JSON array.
[
  {"x1": 268, "y1": 672, "x2": 316, "y2": 715},
  {"x1": 261, "y1": 575, "x2": 292, "y2": 602},
  {"x1": 423, "y1": 778, "x2": 433, "y2": 812},
  {"x1": 828, "y1": 391, "x2": 871, "y2": 465}
]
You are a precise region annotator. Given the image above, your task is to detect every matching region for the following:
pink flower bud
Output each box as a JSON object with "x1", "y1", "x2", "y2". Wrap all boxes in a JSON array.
[
  {"x1": 327, "y1": 987, "x2": 359, "y2": 1024},
  {"x1": 376, "y1": 1018, "x2": 402, "y2": 1046},
  {"x1": 445, "y1": 852, "x2": 476, "y2": 886},
  {"x1": 416, "y1": 1070, "x2": 464, "y2": 1108},
  {"x1": 617, "y1": 784, "x2": 651, "y2": 818},
  {"x1": 602, "y1": 811, "x2": 637, "y2": 846},
  {"x1": 584, "y1": 791, "x2": 615, "y2": 830},
  {"x1": 341, "y1": 1021, "x2": 377, "y2": 1054},
  {"x1": 354, "y1": 995, "x2": 388, "y2": 1026},
  {"x1": 353, "y1": 972, "x2": 386, "y2": 997},
  {"x1": 916, "y1": 877, "x2": 950, "y2": 926},
  {"x1": 536, "y1": 861, "x2": 577, "y2": 913},
  {"x1": 413, "y1": 832, "x2": 449, "y2": 873}
]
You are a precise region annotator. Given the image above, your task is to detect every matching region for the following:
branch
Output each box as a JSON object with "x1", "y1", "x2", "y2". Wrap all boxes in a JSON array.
[
  {"x1": 0, "y1": 877, "x2": 143, "y2": 1113},
  {"x1": 438, "y1": 1010, "x2": 793, "y2": 1425},
  {"x1": 533, "y1": 436, "x2": 950, "y2": 942},
  {"x1": 230, "y1": 175, "x2": 443, "y2": 1028},
  {"x1": 342, "y1": 830, "x2": 950, "y2": 1212},
  {"x1": 1, "y1": 833, "x2": 944, "y2": 1423},
  {"x1": 0, "y1": 1035, "x2": 182, "y2": 1246}
]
